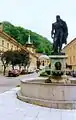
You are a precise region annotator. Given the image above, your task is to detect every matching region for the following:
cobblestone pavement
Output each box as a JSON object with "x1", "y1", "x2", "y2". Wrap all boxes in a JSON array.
[
  {"x1": 0, "y1": 74, "x2": 76, "y2": 119},
  {"x1": 0, "y1": 72, "x2": 38, "y2": 93},
  {"x1": 0, "y1": 87, "x2": 75, "y2": 120}
]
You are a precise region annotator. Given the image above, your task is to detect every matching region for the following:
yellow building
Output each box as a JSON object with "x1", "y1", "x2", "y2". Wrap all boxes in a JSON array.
[
  {"x1": 0, "y1": 30, "x2": 38, "y2": 72},
  {"x1": 25, "y1": 35, "x2": 50, "y2": 69},
  {"x1": 63, "y1": 38, "x2": 76, "y2": 70},
  {"x1": 24, "y1": 34, "x2": 37, "y2": 71},
  {"x1": 0, "y1": 31, "x2": 21, "y2": 52}
]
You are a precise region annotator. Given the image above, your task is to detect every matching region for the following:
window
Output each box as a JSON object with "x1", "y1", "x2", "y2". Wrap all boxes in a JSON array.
[
  {"x1": 11, "y1": 45, "x2": 13, "y2": 51},
  {"x1": 42, "y1": 60, "x2": 44, "y2": 66},
  {"x1": 7, "y1": 43, "x2": 9, "y2": 49},
  {"x1": 17, "y1": 46, "x2": 18, "y2": 50},
  {"x1": 2, "y1": 40, "x2": 4, "y2": 46},
  {"x1": 2, "y1": 48, "x2": 4, "y2": 52},
  {"x1": 73, "y1": 56, "x2": 75, "y2": 63},
  {"x1": 15, "y1": 47, "x2": 17, "y2": 50},
  {"x1": 73, "y1": 45, "x2": 75, "y2": 51},
  {"x1": 70, "y1": 57, "x2": 72, "y2": 64}
]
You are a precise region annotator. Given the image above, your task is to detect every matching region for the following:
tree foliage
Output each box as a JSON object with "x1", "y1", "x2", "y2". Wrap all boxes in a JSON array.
[
  {"x1": 1, "y1": 50, "x2": 30, "y2": 75},
  {"x1": 2, "y1": 21, "x2": 52, "y2": 55}
]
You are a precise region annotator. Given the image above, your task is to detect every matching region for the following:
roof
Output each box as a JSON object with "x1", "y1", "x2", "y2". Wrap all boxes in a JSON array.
[
  {"x1": 39, "y1": 54, "x2": 49, "y2": 59},
  {"x1": 0, "y1": 30, "x2": 38, "y2": 59}
]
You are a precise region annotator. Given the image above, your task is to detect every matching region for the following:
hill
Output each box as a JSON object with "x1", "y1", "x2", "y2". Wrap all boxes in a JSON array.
[{"x1": 2, "y1": 21, "x2": 52, "y2": 55}]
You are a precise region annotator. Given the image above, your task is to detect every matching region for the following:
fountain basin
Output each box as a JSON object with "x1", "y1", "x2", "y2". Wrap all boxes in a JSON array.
[{"x1": 17, "y1": 77, "x2": 76, "y2": 109}]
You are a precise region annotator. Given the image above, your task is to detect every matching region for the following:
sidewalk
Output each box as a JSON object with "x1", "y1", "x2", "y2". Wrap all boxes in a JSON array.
[{"x1": 0, "y1": 87, "x2": 76, "y2": 120}]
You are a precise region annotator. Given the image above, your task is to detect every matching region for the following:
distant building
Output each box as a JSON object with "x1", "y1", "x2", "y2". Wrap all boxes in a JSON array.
[
  {"x1": 63, "y1": 38, "x2": 76, "y2": 70},
  {"x1": 24, "y1": 34, "x2": 36, "y2": 53},
  {"x1": 25, "y1": 35, "x2": 50, "y2": 70},
  {"x1": 39, "y1": 54, "x2": 50, "y2": 69},
  {"x1": 24, "y1": 34, "x2": 37, "y2": 71},
  {"x1": 0, "y1": 29, "x2": 38, "y2": 72}
]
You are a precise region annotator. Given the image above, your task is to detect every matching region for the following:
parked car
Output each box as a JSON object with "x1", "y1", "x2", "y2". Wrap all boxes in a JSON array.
[
  {"x1": 71, "y1": 71, "x2": 76, "y2": 77},
  {"x1": 20, "y1": 69, "x2": 26, "y2": 75},
  {"x1": 8, "y1": 69, "x2": 21, "y2": 77},
  {"x1": 20, "y1": 69, "x2": 34, "y2": 75}
]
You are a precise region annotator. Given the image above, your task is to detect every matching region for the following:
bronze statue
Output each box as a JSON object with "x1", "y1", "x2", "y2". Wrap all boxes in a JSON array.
[{"x1": 51, "y1": 15, "x2": 68, "y2": 54}]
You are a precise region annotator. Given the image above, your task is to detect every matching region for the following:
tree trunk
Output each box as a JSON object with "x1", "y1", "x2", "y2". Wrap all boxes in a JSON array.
[
  {"x1": 19, "y1": 64, "x2": 21, "y2": 70},
  {"x1": 24, "y1": 65, "x2": 26, "y2": 71},
  {"x1": 3, "y1": 65, "x2": 6, "y2": 76},
  {"x1": 12, "y1": 65, "x2": 14, "y2": 70}
]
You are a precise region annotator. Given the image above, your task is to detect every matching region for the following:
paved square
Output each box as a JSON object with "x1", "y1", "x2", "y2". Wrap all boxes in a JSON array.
[{"x1": 0, "y1": 87, "x2": 76, "y2": 120}]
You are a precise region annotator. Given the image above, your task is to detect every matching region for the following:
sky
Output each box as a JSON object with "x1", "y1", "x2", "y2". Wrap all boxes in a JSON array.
[{"x1": 0, "y1": 0, "x2": 76, "y2": 43}]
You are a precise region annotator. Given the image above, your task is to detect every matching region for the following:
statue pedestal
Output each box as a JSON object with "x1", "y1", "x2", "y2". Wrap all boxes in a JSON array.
[{"x1": 49, "y1": 55, "x2": 70, "y2": 83}]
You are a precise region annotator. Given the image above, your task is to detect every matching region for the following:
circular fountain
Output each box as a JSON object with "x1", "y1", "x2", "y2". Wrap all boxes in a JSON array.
[
  {"x1": 17, "y1": 54, "x2": 76, "y2": 109},
  {"x1": 17, "y1": 76, "x2": 76, "y2": 109}
]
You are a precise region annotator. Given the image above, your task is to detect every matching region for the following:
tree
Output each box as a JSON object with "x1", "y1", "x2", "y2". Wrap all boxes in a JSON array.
[
  {"x1": 18, "y1": 50, "x2": 30, "y2": 71},
  {"x1": 1, "y1": 50, "x2": 30, "y2": 75},
  {"x1": 1, "y1": 51, "x2": 12, "y2": 75},
  {"x1": 36, "y1": 59, "x2": 40, "y2": 69}
]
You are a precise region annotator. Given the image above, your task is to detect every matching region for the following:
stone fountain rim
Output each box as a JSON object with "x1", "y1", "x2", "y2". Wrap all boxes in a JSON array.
[
  {"x1": 17, "y1": 90, "x2": 76, "y2": 109},
  {"x1": 21, "y1": 77, "x2": 76, "y2": 86}
]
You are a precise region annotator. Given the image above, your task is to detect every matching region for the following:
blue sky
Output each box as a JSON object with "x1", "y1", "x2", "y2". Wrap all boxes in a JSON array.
[{"x1": 0, "y1": 0, "x2": 76, "y2": 43}]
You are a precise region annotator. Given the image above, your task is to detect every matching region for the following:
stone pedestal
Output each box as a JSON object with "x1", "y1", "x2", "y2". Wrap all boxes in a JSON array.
[{"x1": 49, "y1": 55, "x2": 69, "y2": 83}]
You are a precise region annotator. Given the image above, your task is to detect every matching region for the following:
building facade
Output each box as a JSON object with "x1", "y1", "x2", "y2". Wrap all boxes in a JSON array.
[
  {"x1": 0, "y1": 31, "x2": 21, "y2": 52},
  {"x1": 63, "y1": 38, "x2": 76, "y2": 70},
  {"x1": 0, "y1": 30, "x2": 38, "y2": 72},
  {"x1": 25, "y1": 34, "x2": 36, "y2": 54}
]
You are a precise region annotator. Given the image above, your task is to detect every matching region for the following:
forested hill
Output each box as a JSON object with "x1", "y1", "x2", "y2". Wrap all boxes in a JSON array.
[{"x1": 1, "y1": 21, "x2": 52, "y2": 55}]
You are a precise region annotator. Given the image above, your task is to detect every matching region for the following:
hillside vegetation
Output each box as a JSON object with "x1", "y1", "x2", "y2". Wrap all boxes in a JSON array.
[{"x1": 2, "y1": 21, "x2": 52, "y2": 55}]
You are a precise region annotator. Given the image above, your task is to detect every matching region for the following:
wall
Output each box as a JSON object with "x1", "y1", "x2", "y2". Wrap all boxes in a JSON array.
[
  {"x1": 63, "y1": 39, "x2": 76, "y2": 70},
  {"x1": 28, "y1": 54, "x2": 37, "y2": 71},
  {"x1": 0, "y1": 36, "x2": 18, "y2": 52}
]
